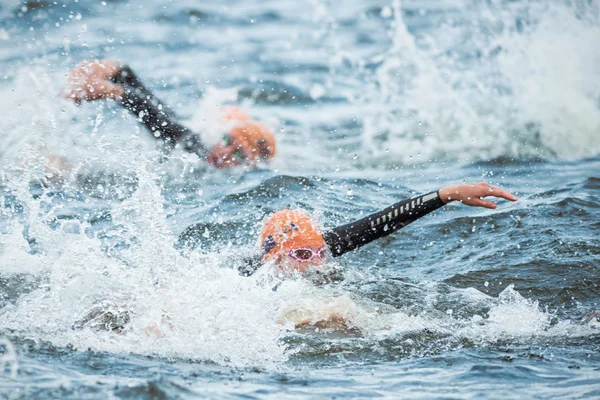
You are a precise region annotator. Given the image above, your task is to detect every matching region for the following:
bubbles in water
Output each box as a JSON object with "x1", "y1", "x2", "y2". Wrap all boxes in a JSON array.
[{"x1": 0, "y1": 338, "x2": 18, "y2": 379}]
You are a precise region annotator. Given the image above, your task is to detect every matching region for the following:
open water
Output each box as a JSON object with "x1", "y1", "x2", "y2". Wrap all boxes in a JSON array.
[{"x1": 0, "y1": 0, "x2": 599, "y2": 398}]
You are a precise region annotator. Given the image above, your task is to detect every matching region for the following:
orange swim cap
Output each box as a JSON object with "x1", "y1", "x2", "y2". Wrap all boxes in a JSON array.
[
  {"x1": 228, "y1": 121, "x2": 276, "y2": 162},
  {"x1": 260, "y1": 209, "x2": 326, "y2": 262},
  {"x1": 206, "y1": 106, "x2": 276, "y2": 167}
]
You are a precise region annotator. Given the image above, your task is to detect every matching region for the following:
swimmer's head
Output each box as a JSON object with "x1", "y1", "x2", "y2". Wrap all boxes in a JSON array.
[
  {"x1": 260, "y1": 209, "x2": 328, "y2": 274},
  {"x1": 207, "y1": 114, "x2": 276, "y2": 168}
]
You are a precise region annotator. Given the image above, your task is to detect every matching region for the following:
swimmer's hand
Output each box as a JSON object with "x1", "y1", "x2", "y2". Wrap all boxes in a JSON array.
[
  {"x1": 277, "y1": 299, "x2": 358, "y2": 333},
  {"x1": 64, "y1": 59, "x2": 124, "y2": 103},
  {"x1": 439, "y1": 182, "x2": 518, "y2": 209},
  {"x1": 294, "y1": 313, "x2": 352, "y2": 331}
]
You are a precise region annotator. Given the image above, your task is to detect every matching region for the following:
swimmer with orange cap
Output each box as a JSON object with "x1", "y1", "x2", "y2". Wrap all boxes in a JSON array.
[
  {"x1": 64, "y1": 59, "x2": 275, "y2": 168},
  {"x1": 250, "y1": 182, "x2": 518, "y2": 278},
  {"x1": 234, "y1": 182, "x2": 517, "y2": 330}
]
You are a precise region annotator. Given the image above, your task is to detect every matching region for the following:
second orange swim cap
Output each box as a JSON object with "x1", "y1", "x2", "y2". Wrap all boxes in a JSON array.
[{"x1": 228, "y1": 121, "x2": 276, "y2": 162}]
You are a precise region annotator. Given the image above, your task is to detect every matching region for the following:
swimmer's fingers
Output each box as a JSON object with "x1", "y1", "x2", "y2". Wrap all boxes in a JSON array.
[
  {"x1": 70, "y1": 59, "x2": 120, "y2": 80},
  {"x1": 467, "y1": 183, "x2": 517, "y2": 208},
  {"x1": 91, "y1": 80, "x2": 124, "y2": 100},
  {"x1": 143, "y1": 321, "x2": 163, "y2": 338},
  {"x1": 207, "y1": 144, "x2": 231, "y2": 168},
  {"x1": 465, "y1": 197, "x2": 498, "y2": 209},
  {"x1": 465, "y1": 183, "x2": 517, "y2": 208},
  {"x1": 62, "y1": 88, "x2": 82, "y2": 103},
  {"x1": 65, "y1": 77, "x2": 123, "y2": 102},
  {"x1": 64, "y1": 59, "x2": 122, "y2": 102},
  {"x1": 484, "y1": 185, "x2": 518, "y2": 202},
  {"x1": 440, "y1": 182, "x2": 518, "y2": 208}
]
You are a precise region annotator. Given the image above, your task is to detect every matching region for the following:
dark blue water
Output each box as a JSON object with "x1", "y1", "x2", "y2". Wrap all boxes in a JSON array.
[{"x1": 1, "y1": 0, "x2": 599, "y2": 398}]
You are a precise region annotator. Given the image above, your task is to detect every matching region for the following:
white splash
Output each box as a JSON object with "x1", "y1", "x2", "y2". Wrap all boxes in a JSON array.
[
  {"x1": 0, "y1": 338, "x2": 18, "y2": 379},
  {"x1": 0, "y1": 163, "x2": 291, "y2": 368},
  {"x1": 360, "y1": 0, "x2": 600, "y2": 164},
  {"x1": 497, "y1": 3, "x2": 600, "y2": 159}
]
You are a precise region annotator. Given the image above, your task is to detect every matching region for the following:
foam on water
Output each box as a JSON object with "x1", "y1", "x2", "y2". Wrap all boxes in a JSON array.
[
  {"x1": 497, "y1": 2, "x2": 600, "y2": 158},
  {"x1": 0, "y1": 338, "x2": 18, "y2": 379},
  {"x1": 0, "y1": 163, "x2": 289, "y2": 368}
]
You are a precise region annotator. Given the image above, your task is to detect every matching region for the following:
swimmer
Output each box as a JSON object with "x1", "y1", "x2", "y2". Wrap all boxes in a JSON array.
[
  {"x1": 250, "y1": 182, "x2": 518, "y2": 330},
  {"x1": 254, "y1": 182, "x2": 517, "y2": 271},
  {"x1": 63, "y1": 59, "x2": 276, "y2": 168},
  {"x1": 75, "y1": 182, "x2": 518, "y2": 335}
]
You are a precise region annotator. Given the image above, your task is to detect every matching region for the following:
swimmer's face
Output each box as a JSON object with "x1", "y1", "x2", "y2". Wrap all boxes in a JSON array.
[
  {"x1": 276, "y1": 246, "x2": 329, "y2": 275},
  {"x1": 207, "y1": 134, "x2": 249, "y2": 168},
  {"x1": 207, "y1": 123, "x2": 275, "y2": 168}
]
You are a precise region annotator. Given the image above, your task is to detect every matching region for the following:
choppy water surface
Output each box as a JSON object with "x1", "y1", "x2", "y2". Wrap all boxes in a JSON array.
[{"x1": 1, "y1": 0, "x2": 599, "y2": 398}]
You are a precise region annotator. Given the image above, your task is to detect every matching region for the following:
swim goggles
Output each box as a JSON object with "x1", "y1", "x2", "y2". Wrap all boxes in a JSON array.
[{"x1": 288, "y1": 247, "x2": 328, "y2": 262}]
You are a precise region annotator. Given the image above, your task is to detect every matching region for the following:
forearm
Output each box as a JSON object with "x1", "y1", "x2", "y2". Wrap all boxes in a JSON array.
[
  {"x1": 112, "y1": 65, "x2": 175, "y2": 118},
  {"x1": 323, "y1": 190, "x2": 445, "y2": 257},
  {"x1": 114, "y1": 66, "x2": 208, "y2": 157},
  {"x1": 119, "y1": 90, "x2": 195, "y2": 145}
]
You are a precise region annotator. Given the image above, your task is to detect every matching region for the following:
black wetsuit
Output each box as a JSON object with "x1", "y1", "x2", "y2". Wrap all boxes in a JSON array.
[
  {"x1": 111, "y1": 66, "x2": 208, "y2": 158},
  {"x1": 323, "y1": 190, "x2": 445, "y2": 257}
]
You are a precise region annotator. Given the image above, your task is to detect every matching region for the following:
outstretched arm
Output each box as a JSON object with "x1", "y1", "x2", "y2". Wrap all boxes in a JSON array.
[
  {"x1": 64, "y1": 59, "x2": 208, "y2": 157},
  {"x1": 323, "y1": 182, "x2": 517, "y2": 257}
]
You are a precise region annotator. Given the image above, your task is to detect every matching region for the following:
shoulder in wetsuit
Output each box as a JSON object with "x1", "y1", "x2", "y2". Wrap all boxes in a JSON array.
[{"x1": 111, "y1": 66, "x2": 208, "y2": 158}]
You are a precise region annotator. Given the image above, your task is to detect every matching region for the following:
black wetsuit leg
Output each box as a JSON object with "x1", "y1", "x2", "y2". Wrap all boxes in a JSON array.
[
  {"x1": 323, "y1": 191, "x2": 445, "y2": 257},
  {"x1": 111, "y1": 66, "x2": 208, "y2": 158}
]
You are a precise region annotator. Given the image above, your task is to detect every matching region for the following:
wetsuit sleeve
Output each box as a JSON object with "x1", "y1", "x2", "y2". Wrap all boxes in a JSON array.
[
  {"x1": 112, "y1": 66, "x2": 208, "y2": 158},
  {"x1": 322, "y1": 190, "x2": 445, "y2": 257}
]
